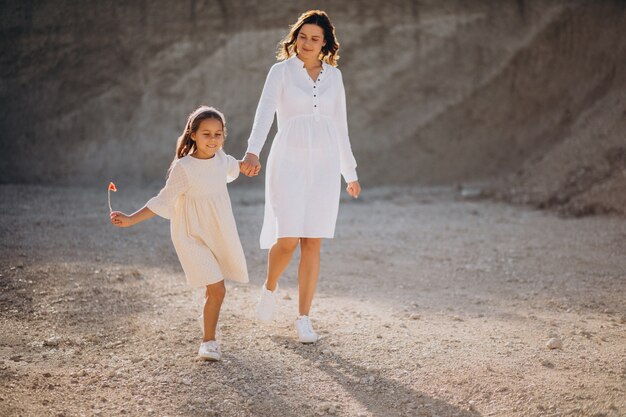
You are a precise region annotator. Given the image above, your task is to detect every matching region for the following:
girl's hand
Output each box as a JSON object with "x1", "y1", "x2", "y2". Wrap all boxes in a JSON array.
[
  {"x1": 110, "y1": 211, "x2": 133, "y2": 227},
  {"x1": 241, "y1": 153, "x2": 261, "y2": 177},
  {"x1": 346, "y1": 181, "x2": 361, "y2": 199}
]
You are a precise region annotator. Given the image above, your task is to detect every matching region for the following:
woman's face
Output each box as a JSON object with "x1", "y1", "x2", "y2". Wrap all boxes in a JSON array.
[{"x1": 296, "y1": 23, "x2": 326, "y2": 59}]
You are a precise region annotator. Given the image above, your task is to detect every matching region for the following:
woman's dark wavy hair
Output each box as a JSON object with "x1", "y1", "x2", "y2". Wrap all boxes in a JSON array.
[{"x1": 276, "y1": 10, "x2": 340, "y2": 67}]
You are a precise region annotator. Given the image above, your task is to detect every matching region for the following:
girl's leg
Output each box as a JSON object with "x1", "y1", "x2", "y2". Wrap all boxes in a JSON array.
[
  {"x1": 203, "y1": 280, "x2": 226, "y2": 342},
  {"x1": 297, "y1": 238, "x2": 322, "y2": 316},
  {"x1": 265, "y1": 237, "x2": 300, "y2": 291}
]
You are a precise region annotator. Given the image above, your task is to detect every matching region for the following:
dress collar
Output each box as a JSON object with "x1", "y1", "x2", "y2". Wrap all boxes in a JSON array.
[{"x1": 288, "y1": 54, "x2": 329, "y2": 71}]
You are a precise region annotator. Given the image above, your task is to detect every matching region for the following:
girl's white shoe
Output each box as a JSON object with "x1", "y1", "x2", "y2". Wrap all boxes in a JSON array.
[
  {"x1": 256, "y1": 283, "x2": 278, "y2": 322},
  {"x1": 295, "y1": 315, "x2": 319, "y2": 343},
  {"x1": 198, "y1": 340, "x2": 221, "y2": 361}
]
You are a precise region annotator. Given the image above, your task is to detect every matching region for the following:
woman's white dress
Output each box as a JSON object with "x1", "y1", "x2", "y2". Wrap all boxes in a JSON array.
[
  {"x1": 247, "y1": 55, "x2": 358, "y2": 249},
  {"x1": 146, "y1": 151, "x2": 249, "y2": 287}
]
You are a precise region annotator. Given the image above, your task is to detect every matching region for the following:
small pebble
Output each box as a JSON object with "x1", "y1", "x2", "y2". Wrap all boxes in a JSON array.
[
  {"x1": 546, "y1": 338, "x2": 562, "y2": 349},
  {"x1": 44, "y1": 337, "x2": 61, "y2": 347}
]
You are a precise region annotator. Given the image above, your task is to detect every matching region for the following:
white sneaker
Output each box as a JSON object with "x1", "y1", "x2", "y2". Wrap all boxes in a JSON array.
[
  {"x1": 256, "y1": 283, "x2": 278, "y2": 322},
  {"x1": 295, "y1": 315, "x2": 319, "y2": 343},
  {"x1": 198, "y1": 340, "x2": 221, "y2": 361}
]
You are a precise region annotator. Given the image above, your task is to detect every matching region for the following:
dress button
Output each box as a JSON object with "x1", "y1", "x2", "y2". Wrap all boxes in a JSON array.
[
  {"x1": 314, "y1": 95, "x2": 316, "y2": 97},
  {"x1": 314, "y1": 105, "x2": 317, "y2": 107}
]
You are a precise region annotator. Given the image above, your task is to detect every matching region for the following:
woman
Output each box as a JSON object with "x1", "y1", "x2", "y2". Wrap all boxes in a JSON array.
[{"x1": 241, "y1": 10, "x2": 361, "y2": 343}]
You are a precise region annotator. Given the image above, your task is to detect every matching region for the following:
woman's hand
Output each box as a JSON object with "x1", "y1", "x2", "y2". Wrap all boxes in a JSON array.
[
  {"x1": 346, "y1": 181, "x2": 361, "y2": 199},
  {"x1": 241, "y1": 153, "x2": 261, "y2": 177},
  {"x1": 110, "y1": 211, "x2": 134, "y2": 227}
]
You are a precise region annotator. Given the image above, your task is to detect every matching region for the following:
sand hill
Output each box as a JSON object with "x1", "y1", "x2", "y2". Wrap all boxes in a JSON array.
[{"x1": 1, "y1": 0, "x2": 624, "y2": 215}]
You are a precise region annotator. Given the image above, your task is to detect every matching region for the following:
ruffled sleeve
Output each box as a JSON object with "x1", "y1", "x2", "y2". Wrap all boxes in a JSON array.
[
  {"x1": 146, "y1": 160, "x2": 190, "y2": 219},
  {"x1": 225, "y1": 154, "x2": 240, "y2": 183}
]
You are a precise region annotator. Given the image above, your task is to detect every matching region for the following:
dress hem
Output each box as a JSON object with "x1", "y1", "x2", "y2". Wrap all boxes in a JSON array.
[
  {"x1": 260, "y1": 234, "x2": 334, "y2": 250},
  {"x1": 187, "y1": 276, "x2": 249, "y2": 288}
]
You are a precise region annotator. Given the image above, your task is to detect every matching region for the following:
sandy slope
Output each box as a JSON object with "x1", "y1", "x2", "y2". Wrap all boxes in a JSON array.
[
  {"x1": 2, "y1": 1, "x2": 625, "y2": 218},
  {"x1": 0, "y1": 184, "x2": 624, "y2": 417}
]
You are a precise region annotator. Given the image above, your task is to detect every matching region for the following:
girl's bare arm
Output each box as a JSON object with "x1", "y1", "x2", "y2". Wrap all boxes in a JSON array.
[{"x1": 110, "y1": 206, "x2": 156, "y2": 227}]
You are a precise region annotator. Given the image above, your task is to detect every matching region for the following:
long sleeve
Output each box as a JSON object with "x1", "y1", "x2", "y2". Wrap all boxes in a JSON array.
[
  {"x1": 333, "y1": 69, "x2": 358, "y2": 183},
  {"x1": 146, "y1": 160, "x2": 190, "y2": 220},
  {"x1": 225, "y1": 154, "x2": 240, "y2": 183},
  {"x1": 246, "y1": 63, "x2": 284, "y2": 157}
]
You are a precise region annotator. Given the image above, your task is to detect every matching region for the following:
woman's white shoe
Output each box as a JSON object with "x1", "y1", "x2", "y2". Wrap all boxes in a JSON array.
[
  {"x1": 256, "y1": 283, "x2": 278, "y2": 322},
  {"x1": 295, "y1": 315, "x2": 319, "y2": 343},
  {"x1": 198, "y1": 340, "x2": 221, "y2": 361}
]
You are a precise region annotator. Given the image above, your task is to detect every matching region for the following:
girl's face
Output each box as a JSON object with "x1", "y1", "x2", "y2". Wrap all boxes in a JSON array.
[
  {"x1": 296, "y1": 23, "x2": 326, "y2": 60},
  {"x1": 191, "y1": 118, "x2": 224, "y2": 159}
]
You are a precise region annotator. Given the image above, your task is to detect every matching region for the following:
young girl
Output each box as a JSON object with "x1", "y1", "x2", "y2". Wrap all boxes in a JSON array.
[{"x1": 110, "y1": 105, "x2": 249, "y2": 361}]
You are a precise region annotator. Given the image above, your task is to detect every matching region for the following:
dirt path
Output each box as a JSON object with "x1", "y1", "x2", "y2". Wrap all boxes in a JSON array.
[{"x1": 1, "y1": 184, "x2": 624, "y2": 417}]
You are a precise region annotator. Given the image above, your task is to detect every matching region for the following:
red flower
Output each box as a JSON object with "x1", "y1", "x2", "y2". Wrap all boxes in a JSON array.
[{"x1": 108, "y1": 182, "x2": 117, "y2": 192}]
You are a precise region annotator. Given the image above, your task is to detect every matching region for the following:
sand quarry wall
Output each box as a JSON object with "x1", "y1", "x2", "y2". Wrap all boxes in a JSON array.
[{"x1": 1, "y1": 0, "x2": 625, "y2": 215}]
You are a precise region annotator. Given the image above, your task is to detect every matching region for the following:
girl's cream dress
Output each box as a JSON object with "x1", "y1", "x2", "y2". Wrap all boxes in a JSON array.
[{"x1": 146, "y1": 150, "x2": 248, "y2": 287}]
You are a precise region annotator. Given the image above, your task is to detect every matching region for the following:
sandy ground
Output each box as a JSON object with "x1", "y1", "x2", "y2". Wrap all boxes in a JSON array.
[{"x1": 0, "y1": 184, "x2": 625, "y2": 417}]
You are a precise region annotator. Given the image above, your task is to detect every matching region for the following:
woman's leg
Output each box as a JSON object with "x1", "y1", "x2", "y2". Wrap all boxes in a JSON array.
[
  {"x1": 203, "y1": 280, "x2": 226, "y2": 342},
  {"x1": 298, "y1": 238, "x2": 322, "y2": 316},
  {"x1": 265, "y1": 237, "x2": 300, "y2": 291}
]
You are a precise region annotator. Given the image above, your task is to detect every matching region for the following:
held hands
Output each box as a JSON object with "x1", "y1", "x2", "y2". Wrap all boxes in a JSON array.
[
  {"x1": 240, "y1": 153, "x2": 261, "y2": 177},
  {"x1": 110, "y1": 211, "x2": 133, "y2": 227},
  {"x1": 346, "y1": 181, "x2": 361, "y2": 199}
]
